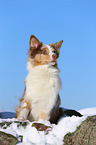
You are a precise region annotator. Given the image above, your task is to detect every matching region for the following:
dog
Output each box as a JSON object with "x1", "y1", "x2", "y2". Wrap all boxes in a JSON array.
[{"x1": 16, "y1": 35, "x2": 82, "y2": 124}]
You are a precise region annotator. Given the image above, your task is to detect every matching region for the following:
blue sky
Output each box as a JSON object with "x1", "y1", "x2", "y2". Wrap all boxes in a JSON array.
[{"x1": 0, "y1": 0, "x2": 96, "y2": 112}]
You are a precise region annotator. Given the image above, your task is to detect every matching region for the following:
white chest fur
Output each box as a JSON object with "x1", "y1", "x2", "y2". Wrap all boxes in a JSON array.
[{"x1": 25, "y1": 62, "x2": 61, "y2": 120}]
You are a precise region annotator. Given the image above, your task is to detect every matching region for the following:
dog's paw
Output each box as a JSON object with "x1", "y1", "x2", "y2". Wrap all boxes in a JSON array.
[{"x1": 17, "y1": 116, "x2": 26, "y2": 121}]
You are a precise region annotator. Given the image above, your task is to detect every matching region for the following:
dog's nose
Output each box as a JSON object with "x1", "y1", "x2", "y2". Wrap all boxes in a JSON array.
[{"x1": 52, "y1": 54, "x2": 57, "y2": 59}]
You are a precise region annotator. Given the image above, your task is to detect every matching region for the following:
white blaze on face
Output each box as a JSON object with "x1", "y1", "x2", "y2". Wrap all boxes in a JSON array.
[
  {"x1": 42, "y1": 44, "x2": 54, "y2": 59},
  {"x1": 46, "y1": 45, "x2": 53, "y2": 59}
]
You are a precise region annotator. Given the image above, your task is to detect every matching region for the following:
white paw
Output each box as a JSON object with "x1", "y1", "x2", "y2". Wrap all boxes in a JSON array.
[{"x1": 17, "y1": 116, "x2": 26, "y2": 121}]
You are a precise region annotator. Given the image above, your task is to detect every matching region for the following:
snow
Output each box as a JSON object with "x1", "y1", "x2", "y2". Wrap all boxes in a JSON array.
[
  {"x1": 0, "y1": 107, "x2": 96, "y2": 145},
  {"x1": 79, "y1": 107, "x2": 96, "y2": 116}
]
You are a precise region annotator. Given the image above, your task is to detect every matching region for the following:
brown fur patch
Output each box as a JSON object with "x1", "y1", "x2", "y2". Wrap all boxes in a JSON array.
[
  {"x1": 50, "y1": 40, "x2": 63, "y2": 57},
  {"x1": 21, "y1": 100, "x2": 31, "y2": 110},
  {"x1": 33, "y1": 53, "x2": 51, "y2": 67},
  {"x1": 29, "y1": 42, "x2": 42, "y2": 59},
  {"x1": 16, "y1": 106, "x2": 21, "y2": 118}
]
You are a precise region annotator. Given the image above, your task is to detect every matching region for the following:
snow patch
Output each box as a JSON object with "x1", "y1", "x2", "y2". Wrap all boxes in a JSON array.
[{"x1": 0, "y1": 107, "x2": 96, "y2": 145}]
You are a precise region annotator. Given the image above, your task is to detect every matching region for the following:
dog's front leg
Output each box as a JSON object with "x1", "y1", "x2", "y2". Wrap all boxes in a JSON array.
[
  {"x1": 17, "y1": 100, "x2": 31, "y2": 121},
  {"x1": 38, "y1": 111, "x2": 49, "y2": 121}
]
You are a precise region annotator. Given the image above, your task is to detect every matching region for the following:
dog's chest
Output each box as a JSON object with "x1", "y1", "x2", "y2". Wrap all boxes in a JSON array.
[{"x1": 25, "y1": 65, "x2": 61, "y2": 102}]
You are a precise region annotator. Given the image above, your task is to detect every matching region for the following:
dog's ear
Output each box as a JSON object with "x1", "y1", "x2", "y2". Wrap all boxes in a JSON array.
[
  {"x1": 30, "y1": 35, "x2": 40, "y2": 49},
  {"x1": 50, "y1": 40, "x2": 63, "y2": 53}
]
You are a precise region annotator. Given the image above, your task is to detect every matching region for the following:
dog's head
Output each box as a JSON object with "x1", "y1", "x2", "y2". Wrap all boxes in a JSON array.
[{"x1": 28, "y1": 35, "x2": 63, "y2": 67}]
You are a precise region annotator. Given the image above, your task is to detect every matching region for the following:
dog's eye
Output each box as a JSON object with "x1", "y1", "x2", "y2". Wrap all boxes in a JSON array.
[
  {"x1": 53, "y1": 50, "x2": 56, "y2": 53},
  {"x1": 42, "y1": 49, "x2": 47, "y2": 55}
]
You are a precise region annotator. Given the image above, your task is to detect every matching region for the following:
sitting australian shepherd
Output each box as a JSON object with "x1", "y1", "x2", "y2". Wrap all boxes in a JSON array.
[{"x1": 16, "y1": 35, "x2": 82, "y2": 124}]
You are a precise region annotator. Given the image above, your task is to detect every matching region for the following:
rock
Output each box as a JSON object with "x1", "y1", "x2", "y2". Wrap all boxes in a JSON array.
[
  {"x1": 0, "y1": 121, "x2": 29, "y2": 144},
  {"x1": 32, "y1": 122, "x2": 52, "y2": 134},
  {"x1": 0, "y1": 131, "x2": 18, "y2": 145},
  {"x1": 64, "y1": 115, "x2": 96, "y2": 145}
]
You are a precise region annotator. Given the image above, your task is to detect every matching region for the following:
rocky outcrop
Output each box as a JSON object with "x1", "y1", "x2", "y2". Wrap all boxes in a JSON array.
[
  {"x1": 0, "y1": 121, "x2": 29, "y2": 144},
  {"x1": 0, "y1": 131, "x2": 18, "y2": 145},
  {"x1": 64, "y1": 115, "x2": 96, "y2": 145}
]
